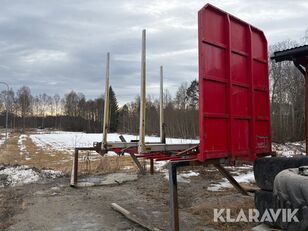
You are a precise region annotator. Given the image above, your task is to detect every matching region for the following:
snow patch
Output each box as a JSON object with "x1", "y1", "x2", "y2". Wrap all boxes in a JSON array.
[
  {"x1": 155, "y1": 161, "x2": 168, "y2": 172},
  {"x1": 18, "y1": 134, "x2": 31, "y2": 159},
  {"x1": 0, "y1": 132, "x2": 10, "y2": 146},
  {"x1": 41, "y1": 169, "x2": 64, "y2": 178},
  {"x1": 30, "y1": 131, "x2": 199, "y2": 153},
  {"x1": 207, "y1": 171, "x2": 254, "y2": 192},
  {"x1": 164, "y1": 170, "x2": 200, "y2": 183},
  {"x1": 272, "y1": 142, "x2": 305, "y2": 157},
  {"x1": 0, "y1": 166, "x2": 40, "y2": 187},
  {"x1": 0, "y1": 166, "x2": 64, "y2": 187}
]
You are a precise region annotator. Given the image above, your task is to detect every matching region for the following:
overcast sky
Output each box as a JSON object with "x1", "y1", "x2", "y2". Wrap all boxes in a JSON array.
[{"x1": 0, "y1": 0, "x2": 307, "y2": 105}]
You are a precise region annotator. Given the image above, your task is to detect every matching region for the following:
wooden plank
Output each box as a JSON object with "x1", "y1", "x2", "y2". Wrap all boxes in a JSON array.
[{"x1": 111, "y1": 203, "x2": 161, "y2": 231}]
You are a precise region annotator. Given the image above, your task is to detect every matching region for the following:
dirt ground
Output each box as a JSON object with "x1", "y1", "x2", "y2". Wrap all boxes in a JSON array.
[{"x1": 0, "y1": 131, "x2": 259, "y2": 231}]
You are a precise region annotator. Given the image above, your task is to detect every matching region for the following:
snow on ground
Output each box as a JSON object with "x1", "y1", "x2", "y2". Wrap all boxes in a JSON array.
[
  {"x1": 272, "y1": 141, "x2": 306, "y2": 157},
  {"x1": 30, "y1": 131, "x2": 199, "y2": 152},
  {"x1": 155, "y1": 161, "x2": 168, "y2": 172},
  {"x1": 30, "y1": 130, "x2": 308, "y2": 158},
  {"x1": 0, "y1": 131, "x2": 9, "y2": 147},
  {"x1": 0, "y1": 166, "x2": 40, "y2": 187},
  {"x1": 41, "y1": 169, "x2": 64, "y2": 178},
  {"x1": 164, "y1": 170, "x2": 200, "y2": 183},
  {"x1": 207, "y1": 171, "x2": 255, "y2": 192},
  {"x1": 0, "y1": 165, "x2": 64, "y2": 187},
  {"x1": 18, "y1": 134, "x2": 31, "y2": 160}
]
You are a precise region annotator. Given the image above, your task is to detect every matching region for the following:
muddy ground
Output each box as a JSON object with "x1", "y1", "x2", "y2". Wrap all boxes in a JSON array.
[
  {"x1": 0, "y1": 132, "x2": 258, "y2": 231},
  {"x1": 0, "y1": 170, "x2": 257, "y2": 231}
]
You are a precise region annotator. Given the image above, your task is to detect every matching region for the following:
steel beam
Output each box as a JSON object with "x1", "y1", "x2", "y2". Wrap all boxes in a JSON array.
[
  {"x1": 213, "y1": 163, "x2": 249, "y2": 195},
  {"x1": 169, "y1": 162, "x2": 179, "y2": 231},
  {"x1": 168, "y1": 161, "x2": 191, "y2": 231},
  {"x1": 150, "y1": 159, "x2": 154, "y2": 174},
  {"x1": 105, "y1": 141, "x2": 197, "y2": 152}
]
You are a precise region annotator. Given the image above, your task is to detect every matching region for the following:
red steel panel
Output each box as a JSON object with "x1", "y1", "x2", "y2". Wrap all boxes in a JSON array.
[{"x1": 198, "y1": 4, "x2": 271, "y2": 162}]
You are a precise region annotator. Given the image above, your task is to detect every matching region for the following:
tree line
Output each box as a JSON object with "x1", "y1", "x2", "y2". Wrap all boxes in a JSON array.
[{"x1": 0, "y1": 80, "x2": 199, "y2": 139}]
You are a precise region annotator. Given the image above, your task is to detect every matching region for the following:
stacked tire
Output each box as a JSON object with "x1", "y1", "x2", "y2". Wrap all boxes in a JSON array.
[{"x1": 254, "y1": 156, "x2": 308, "y2": 230}]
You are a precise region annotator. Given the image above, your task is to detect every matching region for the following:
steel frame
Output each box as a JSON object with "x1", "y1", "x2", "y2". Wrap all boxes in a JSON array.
[{"x1": 70, "y1": 141, "x2": 199, "y2": 187}]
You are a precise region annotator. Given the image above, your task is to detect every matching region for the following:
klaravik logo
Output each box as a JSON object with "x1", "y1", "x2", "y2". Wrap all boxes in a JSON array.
[{"x1": 213, "y1": 208, "x2": 299, "y2": 223}]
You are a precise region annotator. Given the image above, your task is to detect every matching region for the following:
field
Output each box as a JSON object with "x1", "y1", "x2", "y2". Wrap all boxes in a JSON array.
[{"x1": 0, "y1": 129, "x2": 303, "y2": 230}]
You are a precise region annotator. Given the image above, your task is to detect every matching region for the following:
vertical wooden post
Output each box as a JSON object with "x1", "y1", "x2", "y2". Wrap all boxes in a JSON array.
[
  {"x1": 102, "y1": 52, "x2": 110, "y2": 150},
  {"x1": 138, "y1": 29, "x2": 146, "y2": 153},
  {"x1": 160, "y1": 65, "x2": 166, "y2": 144}
]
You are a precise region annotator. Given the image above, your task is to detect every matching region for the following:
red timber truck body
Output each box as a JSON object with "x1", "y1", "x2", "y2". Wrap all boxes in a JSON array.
[{"x1": 198, "y1": 4, "x2": 272, "y2": 162}]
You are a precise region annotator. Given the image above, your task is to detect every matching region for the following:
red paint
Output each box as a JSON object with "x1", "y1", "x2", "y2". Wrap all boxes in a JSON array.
[{"x1": 198, "y1": 4, "x2": 271, "y2": 162}]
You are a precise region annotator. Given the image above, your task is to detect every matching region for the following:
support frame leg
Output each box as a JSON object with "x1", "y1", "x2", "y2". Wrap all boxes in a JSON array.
[
  {"x1": 213, "y1": 163, "x2": 248, "y2": 196},
  {"x1": 129, "y1": 153, "x2": 146, "y2": 175},
  {"x1": 70, "y1": 148, "x2": 79, "y2": 187},
  {"x1": 150, "y1": 159, "x2": 154, "y2": 175},
  {"x1": 168, "y1": 162, "x2": 179, "y2": 231}
]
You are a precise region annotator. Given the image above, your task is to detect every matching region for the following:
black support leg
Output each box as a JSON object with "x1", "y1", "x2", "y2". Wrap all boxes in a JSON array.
[{"x1": 169, "y1": 162, "x2": 179, "y2": 231}]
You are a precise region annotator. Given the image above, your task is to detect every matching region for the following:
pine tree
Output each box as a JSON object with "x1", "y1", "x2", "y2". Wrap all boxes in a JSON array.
[
  {"x1": 186, "y1": 80, "x2": 199, "y2": 109},
  {"x1": 109, "y1": 86, "x2": 119, "y2": 132},
  {"x1": 118, "y1": 104, "x2": 129, "y2": 133}
]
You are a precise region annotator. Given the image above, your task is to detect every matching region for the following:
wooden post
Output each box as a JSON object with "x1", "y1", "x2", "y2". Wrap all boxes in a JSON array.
[
  {"x1": 102, "y1": 52, "x2": 110, "y2": 150},
  {"x1": 160, "y1": 66, "x2": 166, "y2": 144},
  {"x1": 138, "y1": 29, "x2": 146, "y2": 153}
]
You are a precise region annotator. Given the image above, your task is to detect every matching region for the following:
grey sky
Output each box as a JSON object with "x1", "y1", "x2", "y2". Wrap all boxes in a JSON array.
[{"x1": 0, "y1": 0, "x2": 307, "y2": 105}]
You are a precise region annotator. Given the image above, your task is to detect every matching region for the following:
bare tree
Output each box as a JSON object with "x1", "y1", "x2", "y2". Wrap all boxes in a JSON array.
[
  {"x1": 54, "y1": 94, "x2": 60, "y2": 115},
  {"x1": 175, "y1": 82, "x2": 188, "y2": 109},
  {"x1": 17, "y1": 86, "x2": 32, "y2": 130}
]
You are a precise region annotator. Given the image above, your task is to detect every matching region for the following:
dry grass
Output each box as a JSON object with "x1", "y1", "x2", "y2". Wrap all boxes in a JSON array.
[{"x1": 0, "y1": 131, "x2": 138, "y2": 175}]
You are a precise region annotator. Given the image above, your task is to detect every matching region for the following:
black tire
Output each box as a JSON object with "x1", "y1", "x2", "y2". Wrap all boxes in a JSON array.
[
  {"x1": 254, "y1": 156, "x2": 308, "y2": 191},
  {"x1": 255, "y1": 190, "x2": 278, "y2": 227}
]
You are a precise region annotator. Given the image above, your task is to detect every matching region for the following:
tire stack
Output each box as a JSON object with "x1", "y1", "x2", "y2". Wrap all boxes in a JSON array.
[{"x1": 254, "y1": 156, "x2": 308, "y2": 230}]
